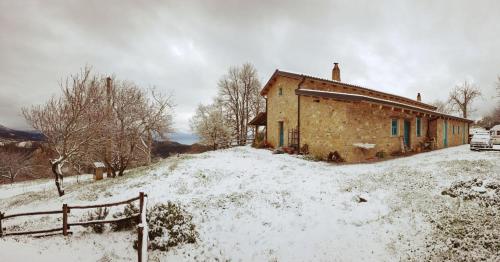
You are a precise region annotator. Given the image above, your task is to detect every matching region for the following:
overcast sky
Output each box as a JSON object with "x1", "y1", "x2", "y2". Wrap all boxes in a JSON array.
[{"x1": 1, "y1": 0, "x2": 499, "y2": 133}]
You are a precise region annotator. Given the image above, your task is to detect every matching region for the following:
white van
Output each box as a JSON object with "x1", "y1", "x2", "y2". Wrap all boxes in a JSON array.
[
  {"x1": 470, "y1": 132, "x2": 493, "y2": 150},
  {"x1": 490, "y1": 125, "x2": 500, "y2": 145}
]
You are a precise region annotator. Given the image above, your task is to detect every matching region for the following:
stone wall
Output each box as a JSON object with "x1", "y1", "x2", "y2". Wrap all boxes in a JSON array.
[
  {"x1": 299, "y1": 96, "x2": 430, "y2": 162},
  {"x1": 434, "y1": 118, "x2": 470, "y2": 149},
  {"x1": 266, "y1": 77, "x2": 300, "y2": 148}
]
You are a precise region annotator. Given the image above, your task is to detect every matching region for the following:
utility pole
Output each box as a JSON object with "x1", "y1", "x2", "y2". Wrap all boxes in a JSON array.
[{"x1": 105, "y1": 77, "x2": 113, "y2": 177}]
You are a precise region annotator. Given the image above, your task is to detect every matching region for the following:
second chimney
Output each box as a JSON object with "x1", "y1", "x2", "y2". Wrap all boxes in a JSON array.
[
  {"x1": 332, "y1": 62, "x2": 341, "y2": 81},
  {"x1": 417, "y1": 93, "x2": 421, "y2": 102}
]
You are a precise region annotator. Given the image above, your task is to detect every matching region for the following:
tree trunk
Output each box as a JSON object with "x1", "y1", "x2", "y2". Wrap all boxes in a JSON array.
[
  {"x1": 118, "y1": 165, "x2": 127, "y2": 176},
  {"x1": 50, "y1": 160, "x2": 65, "y2": 197}
]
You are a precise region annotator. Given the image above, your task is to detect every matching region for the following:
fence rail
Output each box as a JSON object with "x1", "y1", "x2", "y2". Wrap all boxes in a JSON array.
[
  {"x1": 2, "y1": 227, "x2": 64, "y2": 237},
  {"x1": 2, "y1": 210, "x2": 63, "y2": 220},
  {"x1": 67, "y1": 196, "x2": 141, "y2": 210},
  {"x1": 0, "y1": 192, "x2": 148, "y2": 262}
]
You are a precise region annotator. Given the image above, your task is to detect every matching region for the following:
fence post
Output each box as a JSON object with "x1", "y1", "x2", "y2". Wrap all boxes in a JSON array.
[
  {"x1": 137, "y1": 225, "x2": 143, "y2": 262},
  {"x1": 139, "y1": 192, "x2": 145, "y2": 214},
  {"x1": 62, "y1": 204, "x2": 68, "y2": 236},
  {"x1": 138, "y1": 192, "x2": 145, "y2": 262},
  {"x1": 0, "y1": 212, "x2": 4, "y2": 237}
]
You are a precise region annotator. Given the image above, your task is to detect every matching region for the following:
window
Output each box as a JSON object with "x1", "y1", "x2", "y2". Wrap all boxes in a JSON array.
[
  {"x1": 453, "y1": 125, "x2": 455, "y2": 135},
  {"x1": 497, "y1": 131, "x2": 500, "y2": 136},
  {"x1": 458, "y1": 126, "x2": 460, "y2": 134},
  {"x1": 391, "y1": 119, "x2": 398, "y2": 136},
  {"x1": 278, "y1": 87, "x2": 283, "y2": 96},
  {"x1": 416, "y1": 117, "x2": 422, "y2": 137}
]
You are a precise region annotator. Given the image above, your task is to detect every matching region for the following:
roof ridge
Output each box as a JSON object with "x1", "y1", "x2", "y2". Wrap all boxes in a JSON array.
[{"x1": 270, "y1": 69, "x2": 437, "y2": 110}]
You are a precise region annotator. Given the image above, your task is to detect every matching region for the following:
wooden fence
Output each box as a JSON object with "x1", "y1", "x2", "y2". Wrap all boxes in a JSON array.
[
  {"x1": 0, "y1": 192, "x2": 148, "y2": 262},
  {"x1": 226, "y1": 137, "x2": 255, "y2": 148}
]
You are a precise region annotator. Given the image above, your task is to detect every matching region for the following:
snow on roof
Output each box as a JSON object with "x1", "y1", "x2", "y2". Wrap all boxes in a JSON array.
[{"x1": 93, "y1": 162, "x2": 106, "y2": 168}]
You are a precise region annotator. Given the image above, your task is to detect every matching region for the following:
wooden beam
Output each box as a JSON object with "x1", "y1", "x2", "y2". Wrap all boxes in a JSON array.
[
  {"x1": 68, "y1": 195, "x2": 142, "y2": 210},
  {"x1": 3, "y1": 210, "x2": 62, "y2": 220},
  {"x1": 68, "y1": 214, "x2": 140, "y2": 227},
  {"x1": 3, "y1": 227, "x2": 63, "y2": 237}
]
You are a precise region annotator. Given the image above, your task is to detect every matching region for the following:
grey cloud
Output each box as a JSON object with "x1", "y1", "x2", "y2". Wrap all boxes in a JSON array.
[{"x1": 1, "y1": 0, "x2": 499, "y2": 131}]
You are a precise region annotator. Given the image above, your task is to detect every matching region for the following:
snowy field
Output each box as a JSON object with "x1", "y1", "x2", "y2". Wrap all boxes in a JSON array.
[{"x1": 0, "y1": 145, "x2": 499, "y2": 261}]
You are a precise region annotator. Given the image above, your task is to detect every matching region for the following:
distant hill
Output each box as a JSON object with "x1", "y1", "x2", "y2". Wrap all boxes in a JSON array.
[
  {"x1": 152, "y1": 140, "x2": 211, "y2": 158},
  {"x1": 169, "y1": 132, "x2": 199, "y2": 145},
  {"x1": 0, "y1": 125, "x2": 44, "y2": 142}
]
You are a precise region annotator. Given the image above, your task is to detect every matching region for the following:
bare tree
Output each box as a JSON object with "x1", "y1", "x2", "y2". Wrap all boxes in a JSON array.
[
  {"x1": 0, "y1": 151, "x2": 36, "y2": 183},
  {"x1": 448, "y1": 81, "x2": 482, "y2": 118},
  {"x1": 495, "y1": 77, "x2": 500, "y2": 120},
  {"x1": 102, "y1": 81, "x2": 145, "y2": 177},
  {"x1": 23, "y1": 67, "x2": 106, "y2": 196},
  {"x1": 190, "y1": 102, "x2": 232, "y2": 150},
  {"x1": 99, "y1": 81, "x2": 173, "y2": 177},
  {"x1": 68, "y1": 144, "x2": 93, "y2": 183},
  {"x1": 497, "y1": 76, "x2": 500, "y2": 98},
  {"x1": 217, "y1": 63, "x2": 263, "y2": 145},
  {"x1": 136, "y1": 88, "x2": 174, "y2": 165},
  {"x1": 431, "y1": 99, "x2": 453, "y2": 114}
]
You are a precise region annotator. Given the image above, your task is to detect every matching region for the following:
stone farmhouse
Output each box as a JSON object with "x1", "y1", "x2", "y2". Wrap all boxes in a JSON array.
[{"x1": 250, "y1": 63, "x2": 473, "y2": 162}]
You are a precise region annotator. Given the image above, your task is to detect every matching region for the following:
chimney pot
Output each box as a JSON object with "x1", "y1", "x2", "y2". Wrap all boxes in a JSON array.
[
  {"x1": 332, "y1": 62, "x2": 341, "y2": 81},
  {"x1": 417, "y1": 93, "x2": 421, "y2": 102}
]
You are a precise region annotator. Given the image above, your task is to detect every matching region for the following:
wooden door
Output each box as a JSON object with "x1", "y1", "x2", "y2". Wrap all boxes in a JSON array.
[
  {"x1": 443, "y1": 120, "x2": 448, "y2": 147},
  {"x1": 279, "y1": 121, "x2": 284, "y2": 147},
  {"x1": 404, "y1": 120, "x2": 411, "y2": 147}
]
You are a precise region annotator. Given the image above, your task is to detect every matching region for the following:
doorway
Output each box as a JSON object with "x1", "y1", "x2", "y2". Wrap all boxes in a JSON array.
[
  {"x1": 443, "y1": 120, "x2": 448, "y2": 147},
  {"x1": 278, "y1": 121, "x2": 284, "y2": 147},
  {"x1": 403, "y1": 120, "x2": 411, "y2": 148}
]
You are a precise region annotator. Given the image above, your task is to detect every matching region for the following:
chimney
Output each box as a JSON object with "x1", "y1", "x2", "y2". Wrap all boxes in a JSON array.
[
  {"x1": 417, "y1": 93, "x2": 421, "y2": 102},
  {"x1": 332, "y1": 62, "x2": 341, "y2": 81},
  {"x1": 106, "y1": 77, "x2": 112, "y2": 97}
]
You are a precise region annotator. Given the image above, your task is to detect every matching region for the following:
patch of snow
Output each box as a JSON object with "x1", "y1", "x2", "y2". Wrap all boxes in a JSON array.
[
  {"x1": 353, "y1": 143, "x2": 376, "y2": 149},
  {"x1": 93, "y1": 162, "x2": 106, "y2": 168},
  {"x1": 0, "y1": 145, "x2": 498, "y2": 261}
]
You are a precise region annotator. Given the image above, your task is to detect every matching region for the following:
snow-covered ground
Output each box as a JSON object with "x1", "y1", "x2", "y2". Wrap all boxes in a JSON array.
[{"x1": 0, "y1": 145, "x2": 498, "y2": 261}]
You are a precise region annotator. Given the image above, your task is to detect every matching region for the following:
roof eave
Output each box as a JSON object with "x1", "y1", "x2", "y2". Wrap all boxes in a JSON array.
[{"x1": 296, "y1": 89, "x2": 473, "y2": 123}]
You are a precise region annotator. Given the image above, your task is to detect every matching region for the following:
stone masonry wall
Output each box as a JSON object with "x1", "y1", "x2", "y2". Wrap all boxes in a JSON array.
[
  {"x1": 266, "y1": 77, "x2": 300, "y2": 148},
  {"x1": 299, "y1": 96, "x2": 430, "y2": 162}
]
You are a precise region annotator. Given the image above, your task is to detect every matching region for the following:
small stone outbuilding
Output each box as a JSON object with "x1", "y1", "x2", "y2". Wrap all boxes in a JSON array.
[
  {"x1": 252, "y1": 63, "x2": 473, "y2": 162},
  {"x1": 93, "y1": 162, "x2": 106, "y2": 180}
]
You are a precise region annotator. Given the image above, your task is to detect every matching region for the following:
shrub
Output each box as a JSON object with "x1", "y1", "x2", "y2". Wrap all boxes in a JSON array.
[
  {"x1": 254, "y1": 139, "x2": 270, "y2": 149},
  {"x1": 135, "y1": 202, "x2": 198, "y2": 251},
  {"x1": 300, "y1": 144, "x2": 309, "y2": 155},
  {"x1": 82, "y1": 207, "x2": 109, "y2": 233},
  {"x1": 111, "y1": 203, "x2": 140, "y2": 231},
  {"x1": 327, "y1": 151, "x2": 344, "y2": 162},
  {"x1": 252, "y1": 131, "x2": 266, "y2": 148},
  {"x1": 375, "y1": 151, "x2": 386, "y2": 158}
]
